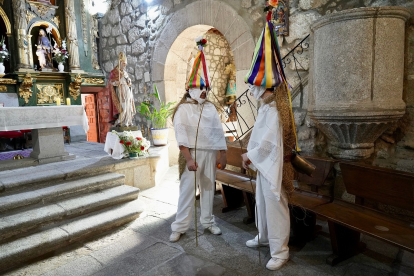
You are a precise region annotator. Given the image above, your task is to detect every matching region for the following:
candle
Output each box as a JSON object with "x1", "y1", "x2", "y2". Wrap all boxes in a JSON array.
[
  {"x1": 66, "y1": 98, "x2": 71, "y2": 105},
  {"x1": 56, "y1": 98, "x2": 61, "y2": 105}
]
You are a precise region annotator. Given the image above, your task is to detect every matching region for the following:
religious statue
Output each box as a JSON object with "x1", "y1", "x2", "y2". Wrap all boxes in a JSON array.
[
  {"x1": 12, "y1": 0, "x2": 27, "y2": 30},
  {"x1": 36, "y1": 29, "x2": 53, "y2": 70},
  {"x1": 108, "y1": 52, "x2": 136, "y2": 127},
  {"x1": 65, "y1": 0, "x2": 81, "y2": 70}
]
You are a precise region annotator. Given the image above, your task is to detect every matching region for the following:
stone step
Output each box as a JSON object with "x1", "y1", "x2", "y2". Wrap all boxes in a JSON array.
[
  {"x1": 0, "y1": 200, "x2": 141, "y2": 273},
  {"x1": 0, "y1": 158, "x2": 116, "y2": 195},
  {"x1": 0, "y1": 173, "x2": 125, "y2": 214},
  {"x1": 0, "y1": 185, "x2": 140, "y2": 241}
]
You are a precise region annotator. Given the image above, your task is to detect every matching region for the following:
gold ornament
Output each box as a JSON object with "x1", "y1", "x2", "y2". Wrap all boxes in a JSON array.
[
  {"x1": 19, "y1": 73, "x2": 34, "y2": 104},
  {"x1": 69, "y1": 73, "x2": 83, "y2": 101},
  {"x1": 83, "y1": 77, "x2": 104, "y2": 85},
  {"x1": 36, "y1": 84, "x2": 63, "y2": 104},
  {"x1": 0, "y1": 79, "x2": 16, "y2": 84}
]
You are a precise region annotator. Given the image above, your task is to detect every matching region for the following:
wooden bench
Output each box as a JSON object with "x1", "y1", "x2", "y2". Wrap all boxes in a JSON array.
[
  {"x1": 289, "y1": 156, "x2": 336, "y2": 242},
  {"x1": 311, "y1": 162, "x2": 414, "y2": 265},
  {"x1": 217, "y1": 145, "x2": 337, "y2": 227},
  {"x1": 216, "y1": 145, "x2": 256, "y2": 224}
]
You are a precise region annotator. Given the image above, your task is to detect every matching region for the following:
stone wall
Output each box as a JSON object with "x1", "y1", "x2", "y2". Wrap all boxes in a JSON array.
[
  {"x1": 202, "y1": 29, "x2": 235, "y2": 105},
  {"x1": 99, "y1": 0, "x2": 414, "y2": 173}
]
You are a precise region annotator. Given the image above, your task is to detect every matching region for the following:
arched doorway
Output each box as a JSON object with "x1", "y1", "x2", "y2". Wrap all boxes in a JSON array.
[
  {"x1": 164, "y1": 25, "x2": 237, "y2": 165},
  {"x1": 150, "y1": 0, "x2": 256, "y2": 166}
]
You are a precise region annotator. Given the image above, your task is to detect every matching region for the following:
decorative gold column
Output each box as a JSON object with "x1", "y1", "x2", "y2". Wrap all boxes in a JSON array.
[
  {"x1": 13, "y1": 0, "x2": 32, "y2": 71},
  {"x1": 64, "y1": 0, "x2": 83, "y2": 72}
]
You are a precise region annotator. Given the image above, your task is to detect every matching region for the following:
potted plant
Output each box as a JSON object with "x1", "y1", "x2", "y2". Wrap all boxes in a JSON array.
[
  {"x1": 52, "y1": 39, "x2": 69, "y2": 72},
  {"x1": 138, "y1": 85, "x2": 176, "y2": 146},
  {"x1": 113, "y1": 130, "x2": 150, "y2": 158},
  {"x1": 0, "y1": 36, "x2": 10, "y2": 75}
]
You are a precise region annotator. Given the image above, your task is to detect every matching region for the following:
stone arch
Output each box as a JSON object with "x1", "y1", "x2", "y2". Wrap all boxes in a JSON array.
[
  {"x1": 151, "y1": 0, "x2": 255, "y2": 102},
  {"x1": 0, "y1": 7, "x2": 11, "y2": 35}
]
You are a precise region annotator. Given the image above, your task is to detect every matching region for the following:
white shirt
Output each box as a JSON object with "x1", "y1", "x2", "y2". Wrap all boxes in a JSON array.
[
  {"x1": 173, "y1": 99, "x2": 227, "y2": 150},
  {"x1": 246, "y1": 101, "x2": 283, "y2": 200}
]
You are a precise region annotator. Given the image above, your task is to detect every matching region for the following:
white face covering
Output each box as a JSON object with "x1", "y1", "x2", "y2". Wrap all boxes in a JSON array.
[
  {"x1": 248, "y1": 84, "x2": 266, "y2": 100},
  {"x1": 189, "y1": 88, "x2": 208, "y2": 104}
]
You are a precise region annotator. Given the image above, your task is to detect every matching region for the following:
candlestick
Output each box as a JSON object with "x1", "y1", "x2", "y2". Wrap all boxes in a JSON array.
[
  {"x1": 66, "y1": 98, "x2": 71, "y2": 105},
  {"x1": 56, "y1": 98, "x2": 61, "y2": 105}
]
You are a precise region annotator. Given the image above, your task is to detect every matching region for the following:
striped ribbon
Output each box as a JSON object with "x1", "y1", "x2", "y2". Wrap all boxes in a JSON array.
[
  {"x1": 245, "y1": 21, "x2": 300, "y2": 152},
  {"x1": 186, "y1": 50, "x2": 211, "y2": 89}
]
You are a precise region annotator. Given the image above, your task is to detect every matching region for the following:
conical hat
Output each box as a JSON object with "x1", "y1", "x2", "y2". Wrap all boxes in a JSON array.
[
  {"x1": 186, "y1": 40, "x2": 211, "y2": 90},
  {"x1": 245, "y1": 21, "x2": 286, "y2": 88}
]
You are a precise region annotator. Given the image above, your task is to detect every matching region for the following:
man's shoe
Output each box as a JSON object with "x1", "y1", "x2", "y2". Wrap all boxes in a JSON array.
[
  {"x1": 266, "y1": 258, "x2": 288, "y2": 271},
  {"x1": 245, "y1": 236, "x2": 269, "y2": 248},
  {"x1": 207, "y1": 225, "x2": 222, "y2": 235},
  {"x1": 169, "y1": 231, "x2": 182, "y2": 242}
]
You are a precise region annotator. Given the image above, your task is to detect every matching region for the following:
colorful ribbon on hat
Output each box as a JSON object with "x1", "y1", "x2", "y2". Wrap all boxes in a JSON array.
[
  {"x1": 186, "y1": 50, "x2": 211, "y2": 89},
  {"x1": 245, "y1": 21, "x2": 300, "y2": 151},
  {"x1": 245, "y1": 21, "x2": 285, "y2": 88}
]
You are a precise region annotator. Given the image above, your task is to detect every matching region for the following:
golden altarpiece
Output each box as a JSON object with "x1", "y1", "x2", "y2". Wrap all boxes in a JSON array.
[{"x1": 0, "y1": 0, "x2": 105, "y2": 108}]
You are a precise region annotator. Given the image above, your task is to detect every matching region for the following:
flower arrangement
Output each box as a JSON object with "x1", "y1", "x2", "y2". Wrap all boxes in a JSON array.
[
  {"x1": 113, "y1": 130, "x2": 150, "y2": 157},
  {"x1": 0, "y1": 36, "x2": 10, "y2": 63},
  {"x1": 195, "y1": 36, "x2": 207, "y2": 48},
  {"x1": 52, "y1": 39, "x2": 69, "y2": 64}
]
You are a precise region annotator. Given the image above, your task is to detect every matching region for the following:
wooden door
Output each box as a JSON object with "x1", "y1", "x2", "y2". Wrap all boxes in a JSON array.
[{"x1": 84, "y1": 94, "x2": 98, "y2": 142}]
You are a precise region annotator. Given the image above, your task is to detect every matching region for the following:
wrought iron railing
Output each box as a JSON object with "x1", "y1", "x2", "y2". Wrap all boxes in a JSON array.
[{"x1": 222, "y1": 34, "x2": 310, "y2": 141}]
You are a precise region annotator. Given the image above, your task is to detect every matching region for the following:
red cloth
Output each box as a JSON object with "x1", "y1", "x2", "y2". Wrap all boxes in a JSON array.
[
  {"x1": 0, "y1": 131, "x2": 24, "y2": 138},
  {"x1": 107, "y1": 67, "x2": 121, "y2": 123}
]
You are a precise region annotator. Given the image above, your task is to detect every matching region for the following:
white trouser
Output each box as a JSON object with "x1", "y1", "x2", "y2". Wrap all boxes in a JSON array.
[
  {"x1": 255, "y1": 171, "x2": 290, "y2": 260},
  {"x1": 171, "y1": 149, "x2": 218, "y2": 233}
]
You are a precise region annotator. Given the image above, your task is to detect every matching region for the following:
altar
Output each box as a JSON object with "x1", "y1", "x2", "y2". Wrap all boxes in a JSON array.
[{"x1": 0, "y1": 106, "x2": 88, "y2": 163}]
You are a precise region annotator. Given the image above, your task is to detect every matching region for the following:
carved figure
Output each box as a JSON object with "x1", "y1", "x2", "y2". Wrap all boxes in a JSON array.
[
  {"x1": 65, "y1": 0, "x2": 80, "y2": 69},
  {"x1": 36, "y1": 29, "x2": 53, "y2": 69},
  {"x1": 108, "y1": 52, "x2": 136, "y2": 127},
  {"x1": 69, "y1": 73, "x2": 83, "y2": 101},
  {"x1": 12, "y1": 0, "x2": 27, "y2": 30},
  {"x1": 19, "y1": 73, "x2": 33, "y2": 104}
]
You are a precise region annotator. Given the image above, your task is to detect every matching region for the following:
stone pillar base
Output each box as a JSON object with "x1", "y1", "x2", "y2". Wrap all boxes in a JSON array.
[
  {"x1": 30, "y1": 128, "x2": 75, "y2": 164},
  {"x1": 328, "y1": 145, "x2": 375, "y2": 160}
]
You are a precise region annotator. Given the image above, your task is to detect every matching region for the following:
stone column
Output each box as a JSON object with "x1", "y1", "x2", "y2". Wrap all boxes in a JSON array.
[
  {"x1": 12, "y1": 0, "x2": 31, "y2": 71},
  {"x1": 308, "y1": 7, "x2": 411, "y2": 160},
  {"x1": 30, "y1": 128, "x2": 75, "y2": 163},
  {"x1": 64, "y1": 0, "x2": 83, "y2": 72}
]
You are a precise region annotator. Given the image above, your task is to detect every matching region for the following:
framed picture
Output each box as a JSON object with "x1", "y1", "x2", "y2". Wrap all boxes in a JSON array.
[{"x1": 270, "y1": 0, "x2": 289, "y2": 36}]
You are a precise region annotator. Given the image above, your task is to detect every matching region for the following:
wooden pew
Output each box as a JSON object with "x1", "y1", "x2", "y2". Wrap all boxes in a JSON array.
[
  {"x1": 217, "y1": 145, "x2": 337, "y2": 226},
  {"x1": 289, "y1": 156, "x2": 336, "y2": 242},
  {"x1": 313, "y1": 162, "x2": 414, "y2": 265},
  {"x1": 216, "y1": 145, "x2": 256, "y2": 224}
]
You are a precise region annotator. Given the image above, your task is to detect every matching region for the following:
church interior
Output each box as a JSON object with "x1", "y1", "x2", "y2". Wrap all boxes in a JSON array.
[{"x1": 0, "y1": 0, "x2": 413, "y2": 275}]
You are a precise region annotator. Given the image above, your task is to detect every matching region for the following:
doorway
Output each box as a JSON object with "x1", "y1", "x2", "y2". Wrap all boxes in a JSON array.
[{"x1": 81, "y1": 94, "x2": 99, "y2": 142}]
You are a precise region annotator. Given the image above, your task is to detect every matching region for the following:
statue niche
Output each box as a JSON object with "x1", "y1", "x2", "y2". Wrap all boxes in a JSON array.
[{"x1": 30, "y1": 25, "x2": 59, "y2": 71}]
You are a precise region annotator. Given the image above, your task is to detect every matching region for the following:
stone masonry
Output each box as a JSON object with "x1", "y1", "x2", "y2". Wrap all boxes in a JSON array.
[{"x1": 99, "y1": 0, "x2": 414, "y2": 179}]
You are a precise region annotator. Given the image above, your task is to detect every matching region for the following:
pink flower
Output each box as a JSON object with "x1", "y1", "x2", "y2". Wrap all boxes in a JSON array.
[
  {"x1": 136, "y1": 137, "x2": 142, "y2": 140},
  {"x1": 119, "y1": 140, "x2": 124, "y2": 144},
  {"x1": 140, "y1": 146, "x2": 145, "y2": 151},
  {"x1": 126, "y1": 141, "x2": 132, "y2": 146}
]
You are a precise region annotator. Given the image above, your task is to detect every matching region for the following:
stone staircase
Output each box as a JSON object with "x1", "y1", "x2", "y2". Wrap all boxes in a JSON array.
[{"x1": 0, "y1": 171, "x2": 141, "y2": 273}]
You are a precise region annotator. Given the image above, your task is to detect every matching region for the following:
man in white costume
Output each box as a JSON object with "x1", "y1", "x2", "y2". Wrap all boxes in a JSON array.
[
  {"x1": 241, "y1": 20, "x2": 297, "y2": 271},
  {"x1": 170, "y1": 37, "x2": 227, "y2": 243}
]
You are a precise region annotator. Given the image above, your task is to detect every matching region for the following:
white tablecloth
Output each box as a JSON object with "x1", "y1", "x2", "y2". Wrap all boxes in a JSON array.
[
  {"x1": 104, "y1": 131, "x2": 143, "y2": 159},
  {"x1": 0, "y1": 106, "x2": 89, "y2": 132}
]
